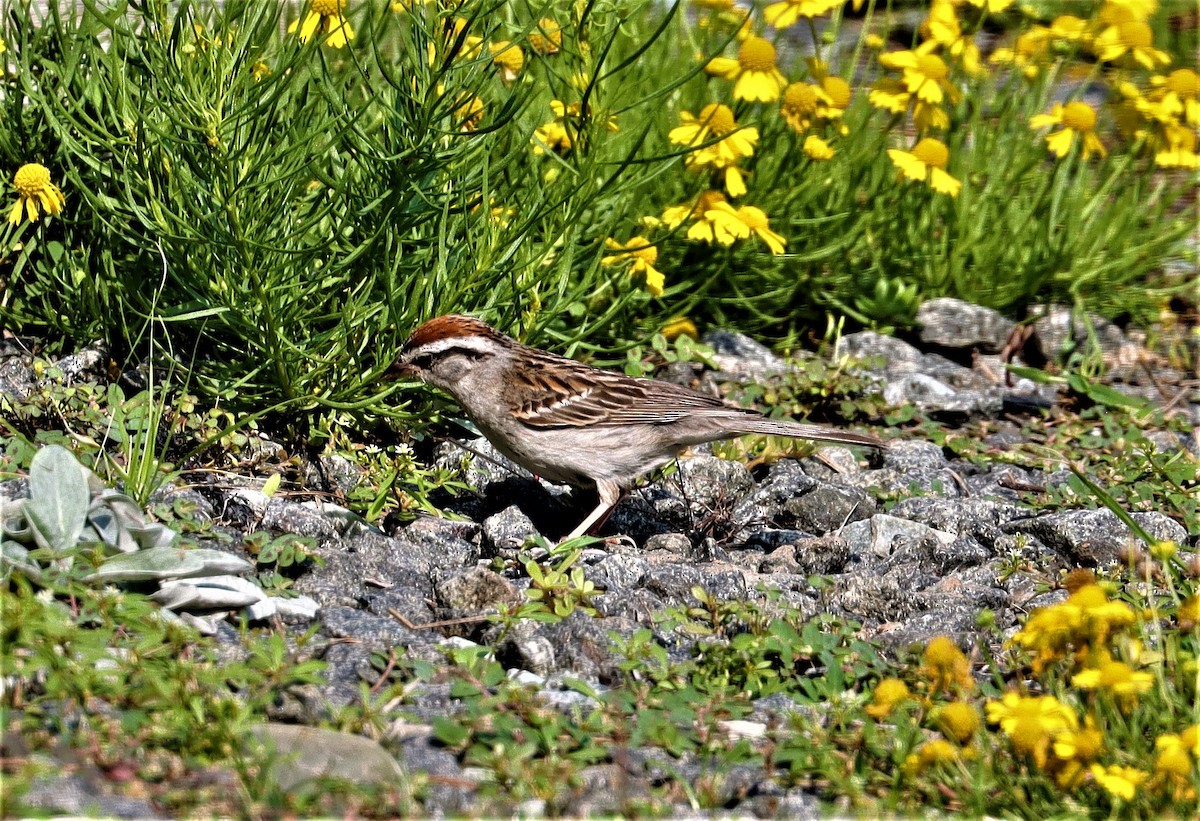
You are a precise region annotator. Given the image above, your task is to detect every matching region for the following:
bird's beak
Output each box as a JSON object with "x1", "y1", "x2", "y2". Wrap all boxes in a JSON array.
[{"x1": 384, "y1": 358, "x2": 417, "y2": 381}]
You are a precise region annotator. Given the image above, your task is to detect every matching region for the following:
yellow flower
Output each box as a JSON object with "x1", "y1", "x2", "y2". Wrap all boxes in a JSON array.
[
  {"x1": 453, "y1": 94, "x2": 485, "y2": 132},
  {"x1": 1093, "y1": 18, "x2": 1170, "y2": 70},
  {"x1": 705, "y1": 36, "x2": 787, "y2": 102},
  {"x1": 251, "y1": 60, "x2": 271, "y2": 81},
  {"x1": 1148, "y1": 68, "x2": 1200, "y2": 126},
  {"x1": 921, "y1": 635, "x2": 974, "y2": 693},
  {"x1": 669, "y1": 104, "x2": 759, "y2": 187},
  {"x1": 990, "y1": 28, "x2": 1051, "y2": 79},
  {"x1": 879, "y1": 47, "x2": 957, "y2": 106},
  {"x1": 602, "y1": 236, "x2": 664, "y2": 297},
  {"x1": 937, "y1": 701, "x2": 980, "y2": 744},
  {"x1": 780, "y1": 82, "x2": 843, "y2": 133},
  {"x1": 1153, "y1": 740, "x2": 1198, "y2": 800},
  {"x1": 663, "y1": 190, "x2": 748, "y2": 246},
  {"x1": 528, "y1": 17, "x2": 562, "y2": 55},
  {"x1": 0, "y1": 35, "x2": 6, "y2": 55},
  {"x1": 8, "y1": 163, "x2": 66, "y2": 226},
  {"x1": 1053, "y1": 721, "x2": 1105, "y2": 764},
  {"x1": 1179, "y1": 594, "x2": 1200, "y2": 627},
  {"x1": 866, "y1": 677, "x2": 912, "y2": 719},
  {"x1": 887, "y1": 138, "x2": 961, "y2": 197},
  {"x1": 289, "y1": 0, "x2": 354, "y2": 49},
  {"x1": 763, "y1": 0, "x2": 845, "y2": 29},
  {"x1": 662, "y1": 316, "x2": 698, "y2": 341},
  {"x1": 736, "y1": 205, "x2": 786, "y2": 254},
  {"x1": 1030, "y1": 101, "x2": 1106, "y2": 160},
  {"x1": 1049, "y1": 718, "x2": 1105, "y2": 788},
  {"x1": 1090, "y1": 763, "x2": 1148, "y2": 801},
  {"x1": 531, "y1": 100, "x2": 617, "y2": 156},
  {"x1": 921, "y1": 0, "x2": 982, "y2": 75},
  {"x1": 803, "y1": 134, "x2": 835, "y2": 160},
  {"x1": 490, "y1": 41, "x2": 525, "y2": 84},
  {"x1": 1046, "y1": 15, "x2": 1090, "y2": 46},
  {"x1": 1071, "y1": 659, "x2": 1154, "y2": 698},
  {"x1": 965, "y1": 0, "x2": 1013, "y2": 11},
  {"x1": 445, "y1": 18, "x2": 485, "y2": 60},
  {"x1": 987, "y1": 692, "x2": 1078, "y2": 769},
  {"x1": 902, "y1": 739, "x2": 959, "y2": 776}
]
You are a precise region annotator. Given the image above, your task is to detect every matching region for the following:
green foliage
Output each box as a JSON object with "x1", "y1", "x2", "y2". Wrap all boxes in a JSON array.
[
  {"x1": 1, "y1": 576, "x2": 326, "y2": 807},
  {"x1": 2, "y1": 0, "x2": 1194, "y2": 430},
  {"x1": 1, "y1": 444, "x2": 182, "y2": 585},
  {"x1": 1, "y1": 0, "x2": 680, "y2": 416},
  {"x1": 242, "y1": 530, "x2": 324, "y2": 593},
  {"x1": 523, "y1": 545, "x2": 599, "y2": 619}
]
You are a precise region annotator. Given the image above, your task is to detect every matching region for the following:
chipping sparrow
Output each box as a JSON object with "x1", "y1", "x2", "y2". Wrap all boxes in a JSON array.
[{"x1": 392, "y1": 315, "x2": 884, "y2": 540}]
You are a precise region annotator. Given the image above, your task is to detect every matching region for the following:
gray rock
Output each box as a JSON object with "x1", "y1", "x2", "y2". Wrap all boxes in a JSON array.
[
  {"x1": 917, "y1": 297, "x2": 1016, "y2": 352},
  {"x1": 884, "y1": 374, "x2": 1003, "y2": 416},
  {"x1": 273, "y1": 594, "x2": 320, "y2": 620},
  {"x1": 16, "y1": 771, "x2": 165, "y2": 819},
  {"x1": 837, "y1": 514, "x2": 955, "y2": 563},
  {"x1": 658, "y1": 455, "x2": 755, "y2": 526},
  {"x1": 303, "y1": 453, "x2": 362, "y2": 495},
  {"x1": 588, "y1": 553, "x2": 649, "y2": 591},
  {"x1": 434, "y1": 566, "x2": 521, "y2": 613},
  {"x1": 887, "y1": 497, "x2": 1030, "y2": 537},
  {"x1": 643, "y1": 532, "x2": 693, "y2": 555},
  {"x1": 1032, "y1": 304, "x2": 1129, "y2": 364},
  {"x1": 395, "y1": 735, "x2": 477, "y2": 814},
  {"x1": 51, "y1": 341, "x2": 108, "y2": 382},
  {"x1": 261, "y1": 499, "x2": 340, "y2": 543},
  {"x1": 481, "y1": 505, "x2": 539, "y2": 556},
  {"x1": 836, "y1": 331, "x2": 924, "y2": 373},
  {"x1": 828, "y1": 574, "x2": 922, "y2": 622},
  {"x1": 494, "y1": 620, "x2": 556, "y2": 676},
  {"x1": 1004, "y1": 509, "x2": 1188, "y2": 566},
  {"x1": 703, "y1": 329, "x2": 790, "y2": 377},
  {"x1": 781, "y1": 482, "x2": 877, "y2": 534},
  {"x1": 320, "y1": 605, "x2": 428, "y2": 647},
  {"x1": 247, "y1": 723, "x2": 404, "y2": 791},
  {"x1": 731, "y1": 460, "x2": 818, "y2": 530},
  {"x1": 244, "y1": 598, "x2": 277, "y2": 621}
]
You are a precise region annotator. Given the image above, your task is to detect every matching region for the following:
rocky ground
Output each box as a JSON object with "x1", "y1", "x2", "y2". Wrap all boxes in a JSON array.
[{"x1": 4, "y1": 297, "x2": 1198, "y2": 817}]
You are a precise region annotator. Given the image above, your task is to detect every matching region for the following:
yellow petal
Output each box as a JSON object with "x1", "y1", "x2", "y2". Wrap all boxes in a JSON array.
[
  {"x1": 763, "y1": 3, "x2": 800, "y2": 29},
  {"x1": 299, "y1": 11, "x2": 321, "y2": 42},
  {"x1": 643, "y1": 265, "x2": 665, "y2": 297},
  {"x1": 1045, "y1": 128, "x2": 1075, "y2": 158},
  {"x1": 705, "y1": 57, "x2": 740, "y2": 79},
  {"x1": 929, "y1": 168, "x2": 962, "y2": 196},
  {"x1": 887, "y1": 148, "x2": 927, "y2": 182},
  {"x1": 724, "y1": 166, "x2": 747, "y2": 197},
  {"x1": 7, "y1": 198, "x2": 23, "y2": 226}
]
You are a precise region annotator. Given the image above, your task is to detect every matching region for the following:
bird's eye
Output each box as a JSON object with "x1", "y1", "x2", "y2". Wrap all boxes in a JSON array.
[{"x1": 410, "y1": 353, "x2": 435, "y2": 370}]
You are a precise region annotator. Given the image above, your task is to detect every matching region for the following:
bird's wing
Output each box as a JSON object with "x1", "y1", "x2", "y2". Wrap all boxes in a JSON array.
[{"x1": 503, "y1": 351, "x2": 738, "y2": 428}]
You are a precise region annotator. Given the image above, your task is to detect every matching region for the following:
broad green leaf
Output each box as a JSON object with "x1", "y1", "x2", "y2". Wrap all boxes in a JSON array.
[{"x1": 23, "y1": 445, "x2": 90, "y2": 553}]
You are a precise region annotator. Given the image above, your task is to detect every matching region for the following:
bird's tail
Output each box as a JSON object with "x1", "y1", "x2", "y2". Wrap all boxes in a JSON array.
[{"x1": 733, "y1": 417, "x2": 885, "y2": 449}]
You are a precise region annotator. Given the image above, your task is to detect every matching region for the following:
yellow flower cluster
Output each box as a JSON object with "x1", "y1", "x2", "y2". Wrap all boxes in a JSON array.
[
  {"x1": 866, "y1": 569, "x2": 1199, "y2": 809},
  {"x1": 988, "y1": 0, "x2": 1195, "y2": 166}
]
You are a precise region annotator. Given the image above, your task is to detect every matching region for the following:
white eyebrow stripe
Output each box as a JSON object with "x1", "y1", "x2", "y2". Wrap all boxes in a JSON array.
[
  {"x1": 525, "y1": 387, "x2": 593, "y2": 416},
  {"x1": 404, "y1": 336, "x2": 495, "y2": 359}
]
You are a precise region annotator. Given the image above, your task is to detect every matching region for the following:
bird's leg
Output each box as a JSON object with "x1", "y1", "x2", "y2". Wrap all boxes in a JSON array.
[{"x1": 563, "y1": 481, "x2": 622, "y2": 541}]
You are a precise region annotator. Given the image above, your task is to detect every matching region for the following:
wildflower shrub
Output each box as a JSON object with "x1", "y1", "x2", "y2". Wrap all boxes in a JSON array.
[
  {"x1": 2, "y1": 0, "x2": 1196, "y2": 415},
  {"x1": 860, "y1": 555, "x2": 1200, "y2": 815}
]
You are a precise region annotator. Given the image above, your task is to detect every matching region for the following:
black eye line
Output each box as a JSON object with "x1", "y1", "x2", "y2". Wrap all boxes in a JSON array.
[{"x1": 411, "y1": 345, "x2": 491, "y2": 368}]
